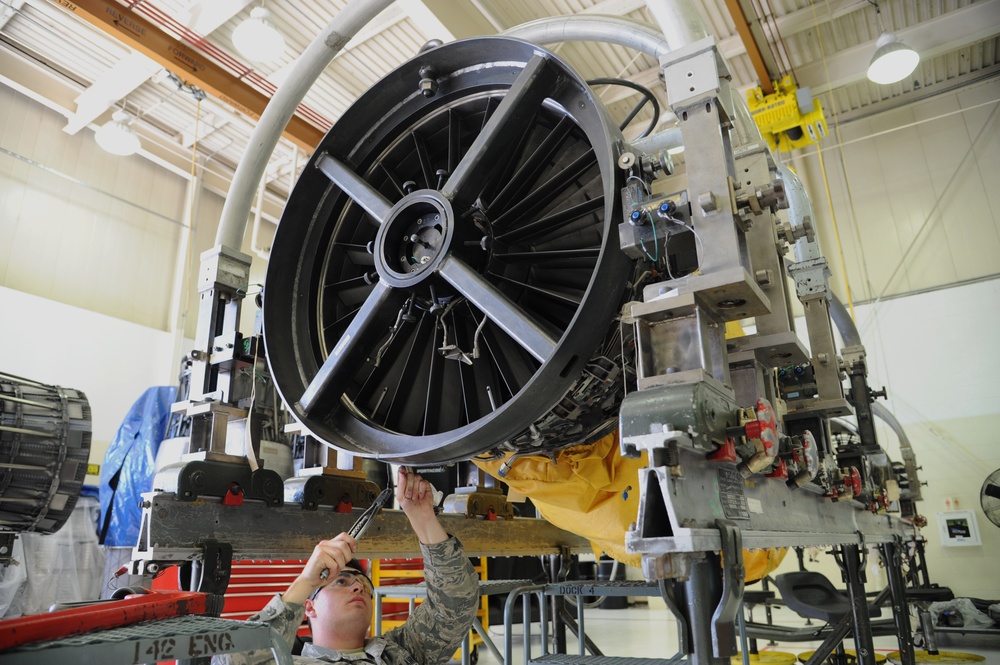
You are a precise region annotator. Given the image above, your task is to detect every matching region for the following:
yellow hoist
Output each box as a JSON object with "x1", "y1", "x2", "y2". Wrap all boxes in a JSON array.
[{"x1": 746, "y1": 75, "x2": 828, "y2": 153}]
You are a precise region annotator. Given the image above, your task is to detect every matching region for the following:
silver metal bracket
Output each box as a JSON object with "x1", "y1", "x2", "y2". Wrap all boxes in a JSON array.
[
  {"x1": 441, "y1": 486, "x2": 515, "y2": 520},
  {"x1": 659, "y1": 36, "x2": 735, "y2": 122},
  {"x1": 712, "y1": 519, "x2": 744, "y2": 659},
  {"x1": 787, "y1": 257, "x2": 832, "y2": 301}
]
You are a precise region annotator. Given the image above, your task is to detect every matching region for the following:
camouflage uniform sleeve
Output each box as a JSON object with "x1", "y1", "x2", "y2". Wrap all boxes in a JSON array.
[
  {"x1": 384, "y1": 536, "x2": 479, "y2": 664},
  {"x1": 211, "y1": 594, "x2": 304, "y2": 665}
]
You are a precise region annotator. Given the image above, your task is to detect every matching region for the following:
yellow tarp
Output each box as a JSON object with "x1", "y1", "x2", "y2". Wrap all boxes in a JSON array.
[
  {"x1": 474, "y1": 430, "x2": 786, "y2": 580},
  {"x1": 476, "y1": 430, "x2": 646, "y2": 566}
]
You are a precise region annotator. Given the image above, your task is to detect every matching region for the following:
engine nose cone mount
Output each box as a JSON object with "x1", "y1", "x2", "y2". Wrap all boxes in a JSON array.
[{"x1": 376, "y1": 191, "x2": 455, "y2": 286}]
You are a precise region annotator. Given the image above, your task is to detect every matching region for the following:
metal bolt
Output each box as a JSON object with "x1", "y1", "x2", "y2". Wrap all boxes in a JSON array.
[
  {"x1": 418, "y1": 66, "x2": 438, "y2": 98},
  {"x1": 618, "y1": 152, "x2": 636, "y2": 169},
  {"x1": 698, "y1": 192, "x2": 717, "y2": 213},
  {"x1": 419, "y1": 79, "x2": 438, "y2": 97}
]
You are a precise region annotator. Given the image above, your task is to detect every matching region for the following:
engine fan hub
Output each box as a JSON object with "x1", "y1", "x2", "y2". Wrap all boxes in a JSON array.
[{"x1": 377, "y1": 190, "x2": 457, "y2": 284}]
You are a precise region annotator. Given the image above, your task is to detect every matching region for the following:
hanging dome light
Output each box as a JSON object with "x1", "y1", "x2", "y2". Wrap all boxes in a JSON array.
[
  {"x1": 867, "y1": 32, "x2": 919, "y2": 84},
  {"x1": 94, "y1": 110, "x2": 141, "y2": 156},
  {"x1": 232, "y1": 6, "x2": 285, "y2": 63}
]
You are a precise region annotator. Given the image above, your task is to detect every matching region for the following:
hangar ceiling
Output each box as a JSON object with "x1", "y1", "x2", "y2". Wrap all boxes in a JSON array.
[{"x1": 0, "y1": 0, "x2": 996, "y2": 209}]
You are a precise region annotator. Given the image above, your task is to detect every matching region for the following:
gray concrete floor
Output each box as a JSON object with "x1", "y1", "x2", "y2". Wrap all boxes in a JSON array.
[{"x1": 467, "y1": 603, "x2": 1000, "y2": 664}]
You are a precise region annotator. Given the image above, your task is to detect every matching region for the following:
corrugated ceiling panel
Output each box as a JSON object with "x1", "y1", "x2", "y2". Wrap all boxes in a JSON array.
[
  {"x1": 482, "y1": 0, "x2": 550, "y2": 29},
  {"x1": 5, "y1": 1, "x2": 129, "y2": 83},
  {"x1": 290, "y1": 18, "x2": 428, "y2": 127},
  {"x1": 0, "y1": 1, "x2": 306, "y2": 181},
  {"x1": 696, "y1": 0, "x2": 736, "y2": 38},
  {"x1": 821, "y1": 35, "x2": 1000, "y2": 118}
]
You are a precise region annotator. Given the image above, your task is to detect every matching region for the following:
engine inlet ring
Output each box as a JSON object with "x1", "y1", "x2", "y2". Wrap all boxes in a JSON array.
[{"x1": 264, "y1": 37, "x2": 633, "y2": 464}]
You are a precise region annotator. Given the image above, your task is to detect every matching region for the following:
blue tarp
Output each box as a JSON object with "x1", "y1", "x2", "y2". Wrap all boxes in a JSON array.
[{"x1": 98, "y1": 386, "x2": 176, "y2": 547}]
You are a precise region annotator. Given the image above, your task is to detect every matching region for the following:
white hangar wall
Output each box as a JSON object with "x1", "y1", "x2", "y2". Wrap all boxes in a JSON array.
[{"x1": 1, "y1": 77, "x2": 998, "y2": 597}]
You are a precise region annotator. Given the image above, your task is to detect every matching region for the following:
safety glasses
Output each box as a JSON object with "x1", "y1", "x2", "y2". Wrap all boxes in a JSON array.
[{"x1": 309, "y1": 569, "x2": 374, "y2": 600}]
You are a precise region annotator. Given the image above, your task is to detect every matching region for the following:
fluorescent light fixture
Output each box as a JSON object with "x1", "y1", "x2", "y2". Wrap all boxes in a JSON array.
[
  {"x1": 233, "y1": 6, "x2": 285, "y2": 63},
  {"x1": 867, "y1": 32, "x2": 919, "y2": 84},
  {"x1": 94, "y1": 110, "x2": 141, "y2": 156}
]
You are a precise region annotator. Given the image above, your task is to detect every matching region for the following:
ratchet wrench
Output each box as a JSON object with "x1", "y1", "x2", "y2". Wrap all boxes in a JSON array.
[{"x1": 319, "y1": 486, "x2": 394, "y2": 581}]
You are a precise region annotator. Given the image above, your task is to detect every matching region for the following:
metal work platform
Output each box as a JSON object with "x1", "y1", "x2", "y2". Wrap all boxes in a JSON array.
[
  {"x1": 503, "y1": 580, "x2": 684, "y2": 665},
  {"x1": 0, "y1": 615, "x2": 292, "y2": 665},
  {"x1": 375, "y1": 578, "x2": 535, "y2": 665}
]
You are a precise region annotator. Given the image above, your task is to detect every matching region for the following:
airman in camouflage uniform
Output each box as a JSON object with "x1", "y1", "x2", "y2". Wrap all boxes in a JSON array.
[{"x1": 214, "y1": 469, "x2": 478, "y2": 664}]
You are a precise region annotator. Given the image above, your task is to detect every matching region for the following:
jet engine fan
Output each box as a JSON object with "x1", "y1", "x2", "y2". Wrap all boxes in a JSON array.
[{"x1": 263, "y1": 37, "x2": 636, "y2": 465}]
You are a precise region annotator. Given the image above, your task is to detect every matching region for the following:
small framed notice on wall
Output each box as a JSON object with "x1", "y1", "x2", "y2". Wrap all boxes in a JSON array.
[{"x1": 936, "y1": 510, "x2": 982, "y2": 547}]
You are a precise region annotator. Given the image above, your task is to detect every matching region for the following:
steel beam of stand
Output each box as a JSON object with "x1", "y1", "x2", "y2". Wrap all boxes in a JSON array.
[
  {"x1": 551, "y1": 553, "x2": 569, "y2": 654},
  {"x1": 133, "y1": 493, "x2": 590, "y2": 561},
  {"x1": 882, "y1": 541, "x2": 916, "y2": 665},
  {"x1": 842, "y1": 544, "x2": 877, "y2": 665},
  {"x1": 684, "y1": 555, "x2": 729, "y2": 665}
]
